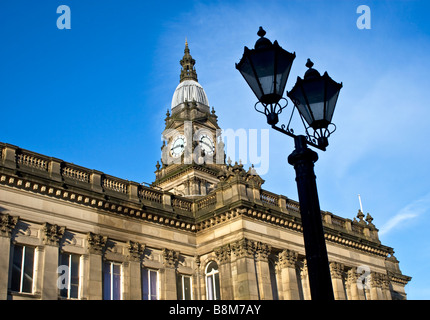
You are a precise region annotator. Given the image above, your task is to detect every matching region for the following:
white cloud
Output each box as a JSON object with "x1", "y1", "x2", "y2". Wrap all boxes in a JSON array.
[{"x1": 379, "y1": 192, "x2": 430, "y2": 236}]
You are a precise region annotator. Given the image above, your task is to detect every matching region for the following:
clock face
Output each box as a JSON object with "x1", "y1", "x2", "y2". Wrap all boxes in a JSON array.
[
  {"x1": 199, "y1": 134, "x2": 215, "y2": 155},
  {"x1": 170, "y1": 135, "x2": 186, "y2": 157}
]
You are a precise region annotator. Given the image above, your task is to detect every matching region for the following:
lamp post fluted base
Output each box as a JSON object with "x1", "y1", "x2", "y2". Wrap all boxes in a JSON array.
[{"x1": 288, "y1": 135, "x2": 334, "y2": 301}]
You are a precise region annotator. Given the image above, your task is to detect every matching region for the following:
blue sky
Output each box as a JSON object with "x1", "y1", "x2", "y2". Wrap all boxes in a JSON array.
[{"x1": 1, "y1": 0, "x2": 429, "y2": 299}]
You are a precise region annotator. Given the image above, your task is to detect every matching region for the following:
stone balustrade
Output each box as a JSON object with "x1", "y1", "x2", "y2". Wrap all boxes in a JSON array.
[{"x1": 0, "y1": 142, "x2": 380, "y2": 243}]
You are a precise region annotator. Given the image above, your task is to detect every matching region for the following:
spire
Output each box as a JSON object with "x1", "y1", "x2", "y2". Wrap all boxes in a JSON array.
[{"x1": 180, "y1": 39, "x2": 198, "y2": 83}]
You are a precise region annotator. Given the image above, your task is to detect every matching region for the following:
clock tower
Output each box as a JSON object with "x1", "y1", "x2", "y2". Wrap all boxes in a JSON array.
[{"x1": 153, "y1": 41, "x2": 226, "y2": 198}]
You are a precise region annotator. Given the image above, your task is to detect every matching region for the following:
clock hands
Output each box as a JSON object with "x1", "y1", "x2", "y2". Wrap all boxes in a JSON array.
[{"x1": 172, "y1": 144, "x2": 184, "y2": 150}]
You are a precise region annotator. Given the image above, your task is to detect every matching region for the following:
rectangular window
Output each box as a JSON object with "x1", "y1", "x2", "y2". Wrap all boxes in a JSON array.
[
  {"x1": 10, "y1": 244, "x2": 35, "y2": 294},
  {"x1": 59, "y1": 252, "x2": 80, "y2": 299},
  {"x1": 103, "y1": 261, "x2": 122, "y2": 300},
  {"x1": 176, "y1": 274, "x2": 192, "y2": 300},
  {"x1": 141, "y1": 268, "x2": 158, "y2": 300}
]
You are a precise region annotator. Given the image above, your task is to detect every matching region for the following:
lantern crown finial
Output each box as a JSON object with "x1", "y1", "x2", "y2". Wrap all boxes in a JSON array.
[
  {"x1": 254, "y1": 26, "x2": 272, "y2": 49},
  {"x1": 304, "y1": 58, "x2": 321, "y2": 80},
  {"x1": 257, "y1": 26, "x2": 266, "y2": 37}
]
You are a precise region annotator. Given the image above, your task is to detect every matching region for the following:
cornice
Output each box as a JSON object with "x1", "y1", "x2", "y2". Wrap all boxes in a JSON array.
[
  {"x1": 0, "y1": 169, "x2": 393, "y2": 258},
  {"x1": 153, "y1": 163, "x2": 221, "y2": 186}
]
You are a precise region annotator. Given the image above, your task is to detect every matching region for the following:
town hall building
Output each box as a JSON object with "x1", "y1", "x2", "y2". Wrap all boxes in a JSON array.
[{"x1": 0, "y1": 42, "x2": 411, "y2": 300}]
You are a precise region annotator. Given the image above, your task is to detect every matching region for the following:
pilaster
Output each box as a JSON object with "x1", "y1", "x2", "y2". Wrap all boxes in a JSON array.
[
  {"x1": 41, "y1": 223, "x2": 65, "y2": 299},
  {"x1": 230, "y1": 238, "x2": 259, "y2": 300},
  {"x1": 300, "y1": 260, "x2": 311, "y2": 300},
  {"x1": 347, "y1": 268, "x2": 361, "y2": 300},
  {"x1": 330, "y1": 261, "x2": 346, "y2": 300},
  {"x1": 161, "y1": 248, "x2": 179, "y2": 299},
  {"x1": 214, "y1": 244, "x2": 233, "y2": 299},
  {"x1": 127, "y1": 240, "x2": 145, "y2": 300},
  {"x1": 278, "y1": 249, "x2": 300, "y2": 300},
  {"x1": 369, "y1": 272, "x2": 385, "y2": 300},
  {"x1": 0, "y1": 213, "x2": 18, "y2": 299},
  {"x1": 255, "y1": 242, "x2": 273, "y2": 300},
  {"x1": 381, "y1": 274, "x2": 392, "y2": 300},
  {"x1": 86, "y1": 232, "x2": 107, "y2": 300}
]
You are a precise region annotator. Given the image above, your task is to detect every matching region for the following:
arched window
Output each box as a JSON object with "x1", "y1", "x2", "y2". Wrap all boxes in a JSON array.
[{"x1": 205, "y1": 261, "x2": 220, "y2": 300}]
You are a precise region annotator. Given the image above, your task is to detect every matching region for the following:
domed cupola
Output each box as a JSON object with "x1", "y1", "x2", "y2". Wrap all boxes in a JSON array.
[{"x1": 171, "y1": 40, "x2": 209, "y2": 110}]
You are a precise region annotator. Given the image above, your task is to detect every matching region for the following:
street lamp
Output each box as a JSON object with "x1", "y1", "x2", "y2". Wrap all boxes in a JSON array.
[{"x1": 236, "y1": 27, "x2": 342, "y2": 301}]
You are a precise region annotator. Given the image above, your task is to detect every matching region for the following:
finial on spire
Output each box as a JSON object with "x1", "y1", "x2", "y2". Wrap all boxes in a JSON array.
[{"x1": 180, "y1": 40, "x2": 198, "y2": 83}]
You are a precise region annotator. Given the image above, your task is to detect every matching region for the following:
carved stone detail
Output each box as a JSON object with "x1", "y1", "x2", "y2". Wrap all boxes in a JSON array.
[
  {"x1": 42, "y1": 222, "x2": 65, "y2": 246},
  {"x1": 231, "y1": 238, "x2": 255, "y2": 259},
  {"x1": 162, "y1": 248, "x2": 179, "y2": 268},
  {"x1": 215, "y1": 244, "x2": 231, "y2": 264},
  {"x1": 255, "y1": 241, "x2": 271, "y2": 261},
  {"x1": 87, "y1": 232, "x2": 108, "y2": 254},
  {"x1": 278, "y1": 249, "x2": 298, "y2": 268},
  {"x1": 330, "y1": 261, "x2": 344, "y2": 279},
  {"x1": 195, "y1": 255, "x2": 201, "y2": 269},
  {"x1": 127, "y1": 240, "x2": 145, "y2": 261},
  {"x1": 347, "y1": 267, "x2": 359, "y2": 283},
  {"x1": 0, "y1": 213, "x2": 18, "y2": 238},
  {"x1": 370, "y1": 272, "x2": 384, "y2": 288}
]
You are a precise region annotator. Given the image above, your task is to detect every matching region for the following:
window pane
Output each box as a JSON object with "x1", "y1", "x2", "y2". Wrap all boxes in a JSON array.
[
  {"x1": 59, "y1": 253, "x2": 68, "y2": 298},
  {"x1": 176, "y1": 275, "x2": 183, "y2": 300},
  {"x1": 112, "y1": 264, "x2": 121, "y2": 300},
  {"x1": 142, "y1": 269, "x2": 149, "y2": 300},
  {"x1": 150, "y1": 271, "x2": 157, "y2": 300},
  {"x1": 184, "y1": 276, "x2": 191, "y2": 300},
  {"x1": 11, "y1": 245, "x2": 23, "y2": 292},
  {"x1": 206, "y1": 261, "x2": 218, "y2": 273},
  {"x1": 70, "y1": 254, "x2": 80, "y2": 299},
  {"x1": 214, "y1": 273, "x2": 220, "y2": 300},
  {"x1": 103, "y1": 262, "x2": 112, "y2": 300},
  {"x1": 22, "y1": 246, "x2": 34, "y2": 293},
  {"x1": 207, "y1": 275, "x2": 214, "y2": 300}
]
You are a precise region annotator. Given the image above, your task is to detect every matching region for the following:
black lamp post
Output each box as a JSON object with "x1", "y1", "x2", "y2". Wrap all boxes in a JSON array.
[{"x1": 236, "y1": 27, "x2": 342, "y2": 301}]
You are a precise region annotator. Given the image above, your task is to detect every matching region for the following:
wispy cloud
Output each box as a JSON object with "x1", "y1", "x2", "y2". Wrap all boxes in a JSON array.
[{"x1": 379, "y1": 192, "x2": 430, "y2": 236}]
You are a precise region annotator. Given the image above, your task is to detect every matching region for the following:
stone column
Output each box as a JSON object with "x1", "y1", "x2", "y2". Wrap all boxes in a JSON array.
[
  {"x1": 278, "y1": 249, "x2": 300, "y2": 300},
  {"x1": 369, "y1": 272, "x2": 385, "y2": 300},
  {"x1": 330, "y1": 262, "x2": 346, "y2": 300},
  {"x1": 41, "y1": 223, "x2": 65, "y2": 299},
  {"x1": 194, "y1": 256, "x2": 202, "y2": 300},
  {"x1": 381, "y1": 274, "x2": 392, "y2": 300},
  {"x1": 230, "y1": 238, "x2": 259, "y2": 300},
  {"x1": 0, "y1": 213, "x2": 18, "y2": 299},
  {"x1": 254, "y1": 242, "x2": 272, "y2": 300},
  {"x1": 215, "y1": 244, "x2": 234, "y2": 299},
  {"x1": 161, "y1": 248, "x2": 179, "y2": 300},
  {"x1": 127, "y1": 240, "x2": 145, "y2": 300},
  {"x1": 300, "y1": 260, "x2": 312, "y2": 300},
  {"x1": 86, "y1": 232, "x2": 107, "y2": 300},
  {"x1": 347, "y1": 268, "x2": 360, "y2": 300}
]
